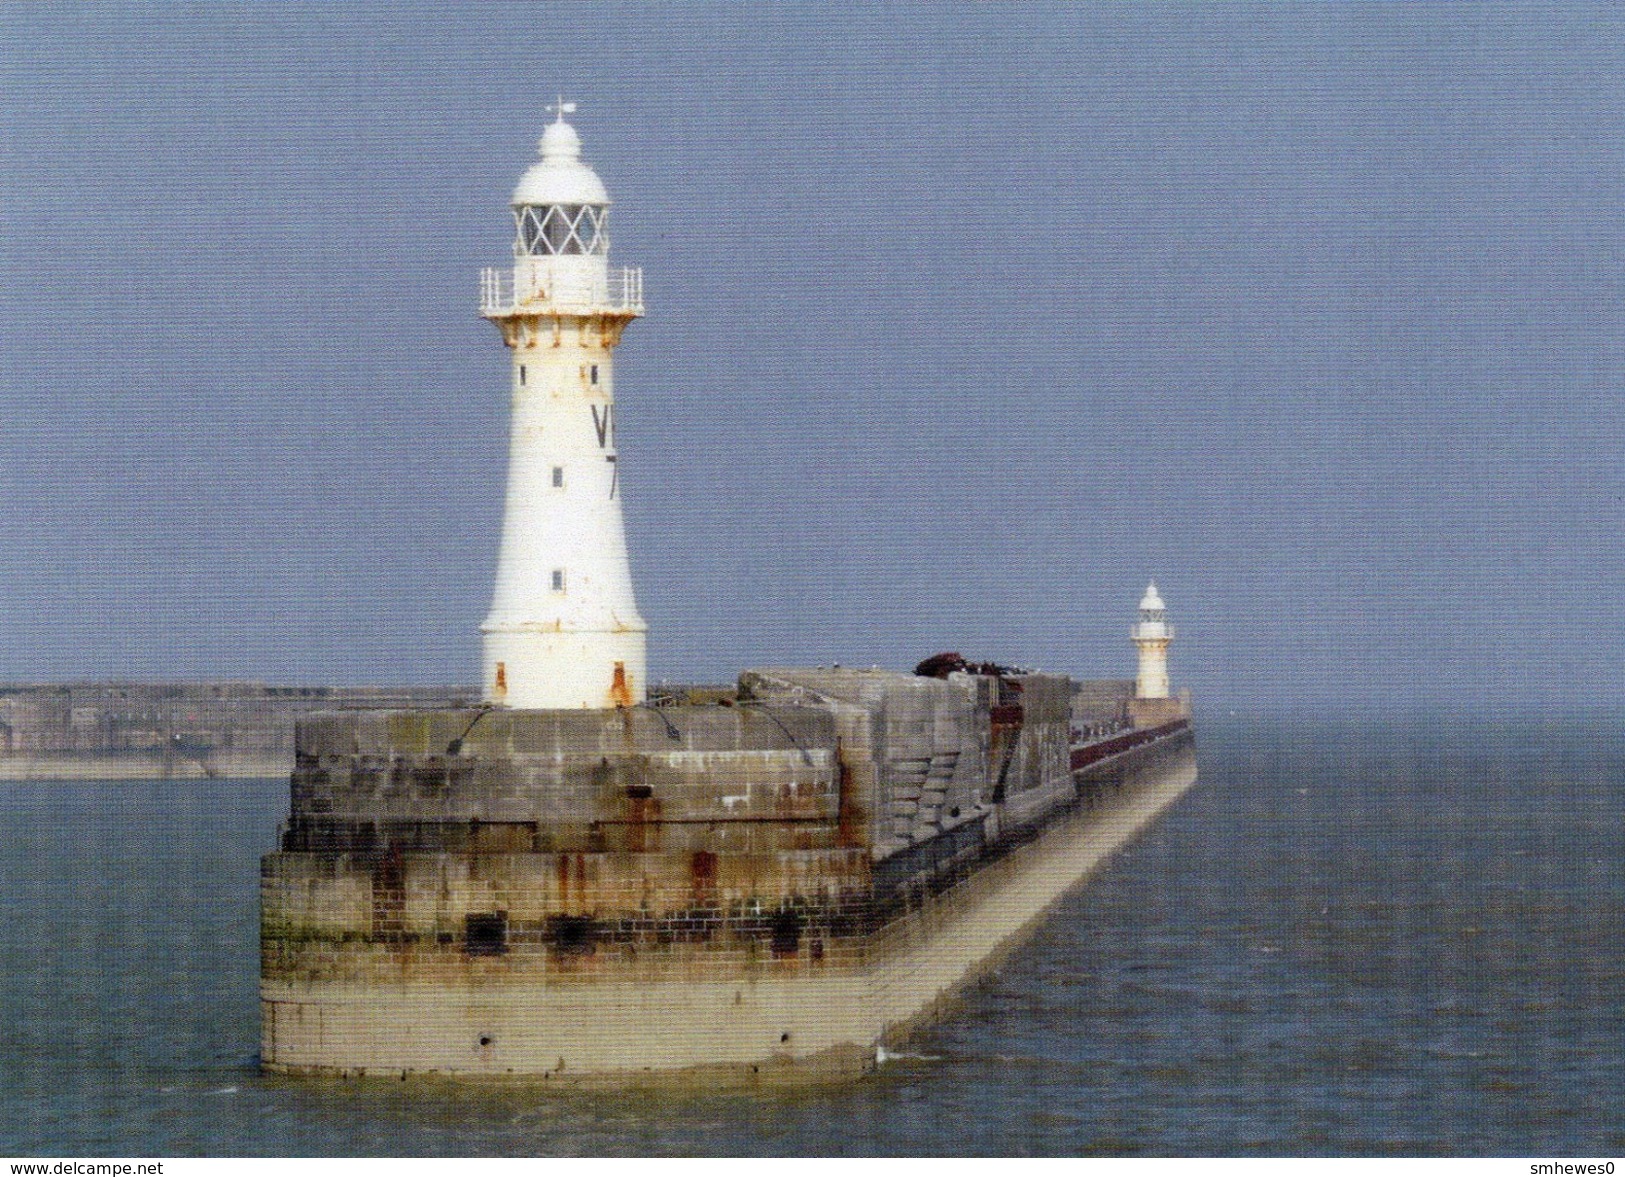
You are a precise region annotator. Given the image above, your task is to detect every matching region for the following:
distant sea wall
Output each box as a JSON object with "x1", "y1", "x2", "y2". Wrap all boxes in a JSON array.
[{"x1": 0, "y1": 683, "x2": 473, "y2": 781}]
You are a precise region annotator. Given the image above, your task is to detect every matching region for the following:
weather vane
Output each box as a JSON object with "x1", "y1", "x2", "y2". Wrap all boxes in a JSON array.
[{"x1": 547, "y1": 95, "x2": 577, "y2": 122}]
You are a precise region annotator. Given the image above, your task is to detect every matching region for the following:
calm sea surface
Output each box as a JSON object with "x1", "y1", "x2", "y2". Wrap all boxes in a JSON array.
[{"x1": 1, "y1": 718, "x2": 1620, "y2": 1156}]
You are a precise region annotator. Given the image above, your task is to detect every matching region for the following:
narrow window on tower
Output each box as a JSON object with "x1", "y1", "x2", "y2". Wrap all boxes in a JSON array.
[
  {"x1": 519, "y1": 364, "x2": 527, "y2": 386},
  {"x1": 590, "y1": 364, "x2": 599, "y2": 385},
  {"x1": 551, "y1": 569, "x2": 565, "y2": 592},
  {"x1": 552, "y1": 466, "x2": 564, "y2": 488}
]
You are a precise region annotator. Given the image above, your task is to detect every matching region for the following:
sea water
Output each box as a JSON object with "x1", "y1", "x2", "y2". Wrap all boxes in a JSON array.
[{"x1": 1, "y1": 718, "x2": 1620, "y2": 1156}]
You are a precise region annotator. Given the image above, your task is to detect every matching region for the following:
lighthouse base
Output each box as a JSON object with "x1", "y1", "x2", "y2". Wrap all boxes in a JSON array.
[{"x1": 480, "y1": 627, "x2": 646, "y2": 709}]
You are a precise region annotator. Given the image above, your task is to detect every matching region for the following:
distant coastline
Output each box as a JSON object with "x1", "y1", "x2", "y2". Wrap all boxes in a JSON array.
[{"x1": 0, "y1": 682, "x2": 473, "y2": 781}]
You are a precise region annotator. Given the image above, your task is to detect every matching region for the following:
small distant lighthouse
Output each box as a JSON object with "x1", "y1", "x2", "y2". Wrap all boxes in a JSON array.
[
  {"x1": 478, "y1": 102, "x2": 647, "y2": 709},
  {"x1": 1132, "y1": 582, "x2": 1173, "y2": 700}
]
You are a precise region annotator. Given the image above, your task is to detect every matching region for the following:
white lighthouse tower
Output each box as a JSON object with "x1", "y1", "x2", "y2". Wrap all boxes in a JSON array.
[
  {"x1": 1132, "y1": 582, "x2": 1173, "y2": 700},
  {"x1": 478, "y1": 103, "x2": 647, "y2": 709}
]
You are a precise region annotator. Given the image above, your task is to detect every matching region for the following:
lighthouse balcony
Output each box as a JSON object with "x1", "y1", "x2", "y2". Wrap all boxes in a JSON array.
[{"x1": 480, "y1": 265, "x2": 644, "y2": 318}]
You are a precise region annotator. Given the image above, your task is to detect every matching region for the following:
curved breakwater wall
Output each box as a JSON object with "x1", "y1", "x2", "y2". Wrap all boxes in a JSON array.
[{"x1": 0, "y1": 683, "x2": 471, "y2": 780}]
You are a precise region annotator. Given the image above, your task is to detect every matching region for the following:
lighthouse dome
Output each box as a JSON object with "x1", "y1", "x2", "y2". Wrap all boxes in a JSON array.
[
  {"x1": 512, "y1": 116, "x2": 611, "y2": 207},
  {"x1": 510, "y1": 110, "x2": 612, "y2": 258},
  {"x1": 1140, "y1": 582, "x2": 1165, "y2": 613}
]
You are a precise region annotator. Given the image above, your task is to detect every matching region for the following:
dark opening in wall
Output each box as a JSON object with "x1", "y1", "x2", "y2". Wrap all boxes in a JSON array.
[
  {"x1": 465, "y1": 911, "x2": 508, "y2": 956},
  {"x1": 770, "y1": 907, "x2": 803, "y2": 957},
  {"x1": 548, "y1": 914, "x2": 596, "y2": 956},
  {"x1": 371, "y1": 846, "x2": 405, "y2": 942}
]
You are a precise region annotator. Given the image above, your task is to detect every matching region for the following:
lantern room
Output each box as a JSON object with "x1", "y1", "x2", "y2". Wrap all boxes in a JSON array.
[{"x1": 511, "y1": 112, "x2": 611, "y2": 259}]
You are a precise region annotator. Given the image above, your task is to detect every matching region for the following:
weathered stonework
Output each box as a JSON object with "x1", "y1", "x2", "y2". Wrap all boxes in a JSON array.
[
  {"x1": 260, "y1": 668, "x2": 1195, "y2": 1080},
  {"x1": 0, "y1": 683, "x2": 470, "y2": 780}
]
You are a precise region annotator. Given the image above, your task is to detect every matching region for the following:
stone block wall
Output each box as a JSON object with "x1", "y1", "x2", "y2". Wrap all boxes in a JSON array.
[
  {"x1": 286, "y1": 704, "x2": 842, "y2": 854},
  {"x1": 739, "y1": 667, "x2": 1078, "y2": 857},
  {"x1": 261, "y1": 844, "x2": 878, "y2": 988},
  {"x1": 1070, "y1": 678, "x2": 1136, "y2": 725},
  {"x1": 260, "y1": 723, "x2": 1200, "y2": 1079},
  {"x1": 0, "y1": 682, "x2": 470, "y2": 778},
  {"x1": 262, "y1": 667, "x2": 1191, "y2": 1052},
  {"x1": 1127, "y1": 693, "x2": 1193, "y2": 729}
]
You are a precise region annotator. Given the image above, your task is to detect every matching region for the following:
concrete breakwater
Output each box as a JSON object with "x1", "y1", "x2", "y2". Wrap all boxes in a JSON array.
[
  {"x1": 260, "y1": 669, "x2": 1197, "y2": 1080},
  {"x1": 0, "y1": 683, "x2": 471, "y2": 780}
]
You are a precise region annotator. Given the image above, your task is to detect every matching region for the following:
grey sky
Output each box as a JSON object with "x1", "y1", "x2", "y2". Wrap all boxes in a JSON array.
[{"x1": 1, "y1": 4, "x2": 1620, "y2": 717}]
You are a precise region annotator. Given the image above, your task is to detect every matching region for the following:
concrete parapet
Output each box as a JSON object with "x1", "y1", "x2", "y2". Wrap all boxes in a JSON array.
[{"x1": 290, "y1": 703, "x2": 841, "y2": 840}]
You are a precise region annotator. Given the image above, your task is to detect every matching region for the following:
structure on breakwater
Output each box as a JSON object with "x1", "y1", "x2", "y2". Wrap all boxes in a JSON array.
[{"x1": 259, "y1": 106, "x2": 1198, "y2": 1081}]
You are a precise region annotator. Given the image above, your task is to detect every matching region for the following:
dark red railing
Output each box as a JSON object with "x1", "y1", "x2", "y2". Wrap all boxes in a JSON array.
[{"x1": 1069, "y1": 717, "x2": 1189, "y2": 773}]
